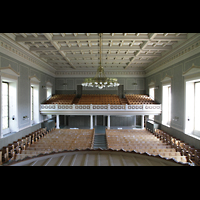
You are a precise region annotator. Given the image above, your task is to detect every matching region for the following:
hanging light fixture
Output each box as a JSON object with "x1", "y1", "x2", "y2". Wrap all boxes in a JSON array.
[{"x1": 82, "y1": 33, "x2": 120, "y2": 89}]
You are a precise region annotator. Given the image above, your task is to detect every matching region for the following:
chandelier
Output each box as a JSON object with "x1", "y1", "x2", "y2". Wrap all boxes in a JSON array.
[{"x1": 82, "y1": 33, "x2": 120, "y2": 89}]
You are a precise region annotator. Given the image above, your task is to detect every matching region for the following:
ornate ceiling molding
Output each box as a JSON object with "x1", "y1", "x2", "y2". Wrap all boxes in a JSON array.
[
  {"x1": 0, "y1": 34, "x2": 56, "y2": 77},
  {"x1": 145, "y1": 34, "x2": 200, "y2": 77},
  {"x1": 55, "y1": 70, "x2": 146, "y2": 78}
]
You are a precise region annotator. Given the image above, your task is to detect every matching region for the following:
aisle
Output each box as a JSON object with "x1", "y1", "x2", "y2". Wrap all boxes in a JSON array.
[{"x1": 93, "y1": 126, "x2": 107, "y2": 149}]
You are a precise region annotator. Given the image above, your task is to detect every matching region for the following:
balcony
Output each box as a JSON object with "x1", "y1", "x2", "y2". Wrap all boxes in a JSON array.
[{"x1": 40, "y1": 103, "x2": 162, "y2": 116}]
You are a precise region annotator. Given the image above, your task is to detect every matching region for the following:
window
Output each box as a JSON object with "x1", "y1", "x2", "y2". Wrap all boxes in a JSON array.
[
  {"x1": 47, "y1": 87, "x2": 52, "y2": 99},
  {"x1": 2, "y1": 82, "x2": 9, "y2": 130},
  {"x1": 183, "y1": 64, "x2": 200, "y2": 137},
  {"x1": 194, "y1": 82, "x2": 200, "y2": 132},
  {"x1": 30, "y1": 76, "x2": 40, "y2": 125},
  {"x1": 149, "y1": 87, "x2": 155, "y2": 100},
  {"x1": 31, "y1": 86, "x2": 34, "y2": 121},
  {"x1": 185, "y1": 80, "x2": 200, "y2": 136},
  {"x1": 1, "y1": 67, "x2": 19, "y2": 137},
  {"x1": 162, "y1": 84, "x2": 171, "y2": 126}
]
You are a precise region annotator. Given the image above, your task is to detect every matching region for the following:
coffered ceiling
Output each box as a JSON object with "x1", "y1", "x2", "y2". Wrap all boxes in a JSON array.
[{"x1": 3, "y1": 33, "x2": 189, "y2": 72}]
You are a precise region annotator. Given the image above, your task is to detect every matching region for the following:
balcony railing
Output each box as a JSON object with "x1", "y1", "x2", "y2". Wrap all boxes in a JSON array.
[{"x1": 40, "y1": 104, "x2": 162, "y2": 115}]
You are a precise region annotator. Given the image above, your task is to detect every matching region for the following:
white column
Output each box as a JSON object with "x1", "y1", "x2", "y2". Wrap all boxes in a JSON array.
[
  {"x1": 90, "y1": 115, "x2": 93, "y2": 129},
  {"x1": 107, "y1": 115, "x2": 110, "y2": 129},
  {"x1": 95, "y1": 115, "x2": 97, "y2": 126},
  {"x1": 141, "y1": 115, "x2": 144, "y2": 129},
  {"x1": 133, "y1": 115, "x2": 136, "y2": 128},
  {"x1": 56, "y1": 114, "x2": 60, "y2": 129}
]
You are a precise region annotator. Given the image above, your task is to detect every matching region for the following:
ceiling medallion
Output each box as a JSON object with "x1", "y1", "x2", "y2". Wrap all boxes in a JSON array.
[{"x1": 82, "y1": 33, "x2": 120, "y2": 89}]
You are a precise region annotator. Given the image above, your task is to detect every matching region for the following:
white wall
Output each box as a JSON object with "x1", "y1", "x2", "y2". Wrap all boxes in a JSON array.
[{"x1": 0, "y1": 52, "x2": 55, "y2": 147}]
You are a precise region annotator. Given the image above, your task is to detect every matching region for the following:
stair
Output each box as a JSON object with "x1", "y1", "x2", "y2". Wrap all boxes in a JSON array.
[
  {"x1": 93, "y1": 126, "x2": 107, "y2": 149},
  {"x1": 72, "y1": 97, "x2": 80, "y2": 104},
  {"x1": 120, "y1": 98, "x2": 129, "y2": 105},
  {"x1": 93, "y1": 135, "x2": 107, "y2": 149}
]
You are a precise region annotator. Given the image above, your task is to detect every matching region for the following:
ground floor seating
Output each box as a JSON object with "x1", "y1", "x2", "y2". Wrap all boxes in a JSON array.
[
  {"x1": 153, "y1": 128, "x2": 200, "y2": 165},
  {"x1": 106, "y1": 129, "x2": 188, "y2": 163},
  {"x1": 0, "y1": 127, "x2": 47, "y2": 165},
  {"x1": 14, "y1": 129, "x2": 95, "y2": 161}
]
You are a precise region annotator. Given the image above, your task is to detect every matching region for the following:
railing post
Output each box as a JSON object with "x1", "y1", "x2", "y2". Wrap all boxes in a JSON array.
[
  {"x1": 108, "y1": 104, "x2": 110, "y2": 110},
  {"x1": 125, "y1": 104, "x2": 128, "y2": 110}
]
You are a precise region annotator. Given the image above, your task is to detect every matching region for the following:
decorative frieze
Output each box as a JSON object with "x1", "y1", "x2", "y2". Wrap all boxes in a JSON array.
[
  {"x1": 146, "y1": 35, "x2": 200, "y2": 76},
  {"x1": 55, "y1": 70, "x2": 146, "y2": 78}
]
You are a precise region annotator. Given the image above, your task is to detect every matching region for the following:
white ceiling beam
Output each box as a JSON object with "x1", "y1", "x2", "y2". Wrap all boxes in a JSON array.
[
  {"x1": 16, "y1": 35, "x2": 49, "y2": 42},
  {"x1": 40, "y1": 52, "x2": 160, "y2": 59},
  {"x1": 20, "y1": 33, "x2": 27, "y2": 38},
  {"x1": 32, "y1": 33, "x2": 38, "y2": 37},
  {"x1": 57, "y1": 45, "x2": 172, "y2": 51},
  {"x1": 51, "y1": 35, "x2": 150, "y2": 41},
  {"x1": 152, "y1": 35, "x2": 187, "y2": 41}
]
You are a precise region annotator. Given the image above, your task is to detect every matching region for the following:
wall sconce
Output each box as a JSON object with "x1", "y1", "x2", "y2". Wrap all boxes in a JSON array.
[
  {"x1": 42, "y1": 86, "x2": 47, "y2": 89},
  {"x1": 23, "y1": 116, "x2": 29, "y2": 120},
  {"x1": 173, "y1": 116, "x2": 179, "y2": 121},
  {"x1": 62, "y1": 83, "x2": 67, "y2": 86},
  {"x1": 132, "y1": 83, "x2": 137, "y2": 86},
  {"x1": 154, "y1": 86, "x2": 159, "y2": 89}
]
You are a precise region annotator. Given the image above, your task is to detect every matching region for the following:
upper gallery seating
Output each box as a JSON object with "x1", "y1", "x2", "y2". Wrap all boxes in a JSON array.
[
  {"x1": 78, "y1": 94, "x2": 121, "y2": 105},
  {"x1": 125, "y1": 94, "x2": 155, "y2": 104},
  {"x1": 44, "y1": 94, "x2": 76, "y2": 104},
  {"x1": 42, "y1": 94, "x2": 156, "y2": 105},
  {"x1": 106, "y1": 129, "x2": 189, "y2": 164}
]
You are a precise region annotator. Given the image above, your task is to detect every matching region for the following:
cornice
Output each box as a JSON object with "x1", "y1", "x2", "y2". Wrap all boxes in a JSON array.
[
  {"x1": 145, "y1": 33, "x2": 200, "y2": 77},
  {"x1": 55, "y1": 70, "x2": 146, "y2": 78},
  {"x1": 0, "y1": 34, "x2": 56, "y2": 77}
]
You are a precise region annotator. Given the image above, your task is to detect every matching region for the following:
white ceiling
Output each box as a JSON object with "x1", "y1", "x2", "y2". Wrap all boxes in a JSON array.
[{"x1": 4, "y1": 33, "x2": 188, "y2": 72}]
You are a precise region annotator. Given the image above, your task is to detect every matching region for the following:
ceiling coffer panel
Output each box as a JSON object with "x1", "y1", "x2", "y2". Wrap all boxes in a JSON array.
[{"x1": 11, "y1": 33, "x2": 188, "y2": 71}]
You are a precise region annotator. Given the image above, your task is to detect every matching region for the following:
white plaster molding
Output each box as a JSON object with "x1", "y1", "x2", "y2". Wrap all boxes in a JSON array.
[
  {"x1": 145, "y1": 34, "x2": 200, "y2": 77},
  {"x1": 46, "y1": 81, "x2": 53, "y2": 87},
  {"x1": 29, "y1": 75, "x2": 41, "y2": 84},
  {"x1": 161, "y1": 75, "x2": 172, "y2": 84},
  {"x1": 0, "y1": 35, "x2": 56, "y2": 77},
  {"x1": 182, "y1": 63, "x2": 200, "y2": 77},
  {"x1": 148, "y1": 81, "x2": 156, "y2": 88},
  {"x1": 55, "y1": 70, "x2": 146, "y2": 78},
  {"x1": 0, "y1": 64, "x2": 20, "y2": 80}
]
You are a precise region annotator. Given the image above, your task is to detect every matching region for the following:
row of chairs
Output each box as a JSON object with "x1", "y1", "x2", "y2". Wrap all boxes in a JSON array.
[
  {"x1": 78, "y1": 94, "x2": 121, "y2": 105},
  {"x1": 44, "y1": 94, "x2": 76, "y2": 104},
  {"x1": 153, "y1": 128, "x2": 200, "y2": 165},
  {"x1": 125, "y1": 94, "x2": 156, "y2": 105},
  {"x1": 14, "y1": 128, "x2": 95, "y2": 161},
  {"x1": 0, "y1": 127, "x2": 48, "y2": 165},
  {"x1": 105, "y1": 129, "x2": 189, "y2": 163}
]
